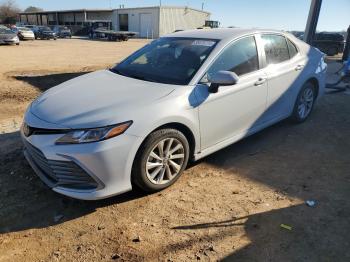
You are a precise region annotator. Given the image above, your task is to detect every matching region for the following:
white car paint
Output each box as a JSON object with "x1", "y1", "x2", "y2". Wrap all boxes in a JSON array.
[
  {"x1": 22, "y1": 28, "x2": 327, "y2": 200},
  {"x1": 17, "y1": 27, "x2": 35, "y2": 40}
]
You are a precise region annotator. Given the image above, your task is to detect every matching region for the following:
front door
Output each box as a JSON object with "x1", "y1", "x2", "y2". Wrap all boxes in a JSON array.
[{"x1": 197, "y1": 36, "x2": 268, "y2": 150}]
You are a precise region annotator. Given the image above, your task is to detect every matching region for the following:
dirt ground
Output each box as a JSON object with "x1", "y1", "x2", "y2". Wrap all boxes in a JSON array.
[{"x1": 0, "y1": 39, "x2": 349, "y2": 262}]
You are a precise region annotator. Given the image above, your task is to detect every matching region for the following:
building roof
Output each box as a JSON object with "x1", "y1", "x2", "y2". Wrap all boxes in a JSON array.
[
  {"x1": 114, "y1": 6, "x2": 210, "y2": 15},
  {"x1": 19, "y1": 6, "x2": 210, "y2": 15},
  {"x1": 19, "y1": 9, "x2": 113, "y2": 15},
  {"x1": 167, "y1": 28, "x2": 284, "y2": 40}
]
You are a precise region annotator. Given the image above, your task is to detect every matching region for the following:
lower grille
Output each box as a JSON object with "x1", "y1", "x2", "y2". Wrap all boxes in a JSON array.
[{"x1": 24, "y1": 141, "x2": 98, "y2": 190}]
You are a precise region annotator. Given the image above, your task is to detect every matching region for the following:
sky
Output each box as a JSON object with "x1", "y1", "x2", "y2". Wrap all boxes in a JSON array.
[{"x1": 13, "y1": 0, "x2": 350, "y2": 31}]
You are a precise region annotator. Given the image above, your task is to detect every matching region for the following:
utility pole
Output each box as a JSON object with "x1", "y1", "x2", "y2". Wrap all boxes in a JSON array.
[
  {"x1": 202, "y1": 2, "x2": 204, "y2": 10},
  {"x1": 342, "y1": 25, "x2": 350, "y2": 62},
  {"x1": 304, "y1": 0, "x2": 322, "y2": 44},
  {"x1": 159, "y1": 0, "x2": 162, "y2": 6}
]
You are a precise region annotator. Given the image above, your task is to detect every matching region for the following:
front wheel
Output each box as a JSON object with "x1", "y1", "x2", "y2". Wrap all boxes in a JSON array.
[
  {"x1": 291, "y1": 82, "x2": 316, "y2": 123},
  {"x1": 132, "y1": 129, "x2": 189, "y2": 192}
]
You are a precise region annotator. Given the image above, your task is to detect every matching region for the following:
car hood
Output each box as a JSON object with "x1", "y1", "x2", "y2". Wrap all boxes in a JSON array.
[
  {"x1": 20, "y1": 30, "x2": 33, "y2": 34},
  {"x1": 30, "y1": 70, "x2": 176, "y2": 129},
  {"x1": 0, "y1": 33, "x2": 16, "y2": 40}
]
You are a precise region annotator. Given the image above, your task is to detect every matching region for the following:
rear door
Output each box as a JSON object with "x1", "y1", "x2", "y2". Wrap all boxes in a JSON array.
[{"x1": 258, "y1": 34, "x2": 306, "y2": 121}]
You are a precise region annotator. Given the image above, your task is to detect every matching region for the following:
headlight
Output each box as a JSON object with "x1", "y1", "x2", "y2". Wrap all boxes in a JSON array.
[{"x1": 55, "y1": 121, "x2": 132, "y2": 145}]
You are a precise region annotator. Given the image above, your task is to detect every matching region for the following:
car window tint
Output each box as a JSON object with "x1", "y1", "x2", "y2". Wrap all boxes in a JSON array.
[
  {"x1": 207, "y1": 36, "x2": 259, "y2": 77},
  {"x1": 114, "y1": 37, "x2": 218, "y2": 85},
  {"x1": 262, "y1": 34, "x2": 290, "y2": 65},
  {"x1": 287, "y1": 38, "x2": 298, "y2": 58}
]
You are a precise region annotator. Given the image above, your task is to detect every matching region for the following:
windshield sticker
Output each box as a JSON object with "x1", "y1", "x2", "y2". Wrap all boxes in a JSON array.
[{"x1": 191, "y1": 40, "x2": 216, "y2": 47}]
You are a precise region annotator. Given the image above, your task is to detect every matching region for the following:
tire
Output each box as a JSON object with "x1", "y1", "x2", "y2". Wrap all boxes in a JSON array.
[
  {"x1": 291, "y1": 82, "x2": 316, "y2": 123},
  {"x1": 132, "y1": 128, "x2": 190, "y2": 192}
]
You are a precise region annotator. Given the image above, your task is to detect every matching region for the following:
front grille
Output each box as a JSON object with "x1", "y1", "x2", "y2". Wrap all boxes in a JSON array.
[
  {"x1": 22, "y1": 123, "x2": 68, "y2": 137},
  {"x1": 24, "y1": 141, "x2": 98, "y2": 190}
]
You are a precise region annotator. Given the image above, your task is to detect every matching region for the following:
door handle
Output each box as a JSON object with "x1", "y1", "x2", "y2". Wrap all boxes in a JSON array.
[
  {"x1": 254, "y1": 77, "x2": 267, "y2": 86},
  {"x1": 295, "y1": 64, "x2": 305, "y2": 71}
]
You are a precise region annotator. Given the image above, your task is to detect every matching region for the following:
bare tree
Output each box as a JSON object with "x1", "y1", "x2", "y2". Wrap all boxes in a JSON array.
[
  {"x1": 0, "y1": 0, "x2": 21, "y2": 24},
  {"x1": 24, "y1": 6, "x2": 43, "y2": 13}
]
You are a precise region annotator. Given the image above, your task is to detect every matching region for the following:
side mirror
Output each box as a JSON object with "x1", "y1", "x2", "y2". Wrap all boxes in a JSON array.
[{"x1": 207, "y1": 71, "x2": 239, "y2": 93}]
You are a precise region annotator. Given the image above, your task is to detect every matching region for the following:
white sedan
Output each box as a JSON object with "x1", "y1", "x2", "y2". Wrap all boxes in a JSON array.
[
  {"x1": 21, "y1": 28, "x2": 327, "y2": 200},
  {"x1": 17, "y1": 27, "x2": 35, "y2": 40}
]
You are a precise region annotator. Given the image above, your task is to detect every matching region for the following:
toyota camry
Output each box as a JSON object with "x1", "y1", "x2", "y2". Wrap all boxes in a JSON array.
[{"x1": 21, "y1": 28, "x2": 327, "y2": 200}]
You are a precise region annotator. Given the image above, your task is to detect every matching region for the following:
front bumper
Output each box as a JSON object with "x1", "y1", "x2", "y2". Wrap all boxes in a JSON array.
[
  {"x1": 0, "y1": 38, "x2": 19, "y2": 44},
  {"x1": 58, "y1": 32, "x2": 71, "y2": 38},
  {"x1": 20, "y1": 34, "x2": 35, "y2": 40},
  {"x1": 41, "y1": 34, "x2": 56, "y2": 39},
  {"x1": 21, "y1": 112, "x2": 142, "y2": 200}
]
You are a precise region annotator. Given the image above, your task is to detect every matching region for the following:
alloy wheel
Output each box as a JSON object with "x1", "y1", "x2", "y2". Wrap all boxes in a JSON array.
[
  {"x1": 297, "y1": 87, "x2": 314, "y2": 120},
  {"x1": 145, "y1": 138, "x2": 185, "y2": 185}
]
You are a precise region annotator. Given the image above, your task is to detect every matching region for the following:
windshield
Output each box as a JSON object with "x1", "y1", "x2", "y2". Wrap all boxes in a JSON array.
[
  {"x1": 111, "y1": 37, "x2": 219, "y2": 85},
  {"x1": 0, "y1": 28, "x2": 13, "y2": 34}
]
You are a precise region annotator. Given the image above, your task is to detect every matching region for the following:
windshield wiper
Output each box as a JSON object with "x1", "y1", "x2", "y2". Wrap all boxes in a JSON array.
[
  {"x1": 109, "y1": 68, "x2": 126, "y2": 76},
  {"x1": 110, "y1": 68, "x2": 157, "y2": 83}
]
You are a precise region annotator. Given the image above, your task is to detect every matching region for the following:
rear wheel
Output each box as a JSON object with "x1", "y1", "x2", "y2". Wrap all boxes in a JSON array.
[
  {"x1": 132, "y1": 129, "x2": 189, "y2": 192},
  {"x1": 291, "y1": 82, "x2": 316, "y2": 123}
]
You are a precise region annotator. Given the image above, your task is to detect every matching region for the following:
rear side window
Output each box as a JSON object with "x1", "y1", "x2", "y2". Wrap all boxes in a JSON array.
[
  {"x1": 207, "y1": 36, "x2": 259, "y2": 76},
  {"x1": 262, "y1": 34, "x2": 290, "y2": 65},
  {"x1": 287, "y1": 38, "x2": 298, "y2": 58}
]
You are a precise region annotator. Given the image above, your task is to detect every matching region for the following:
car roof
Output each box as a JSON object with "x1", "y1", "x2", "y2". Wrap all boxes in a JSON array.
[{"x1": 167, "y1": 28, "x2": 285, "y2": 40}]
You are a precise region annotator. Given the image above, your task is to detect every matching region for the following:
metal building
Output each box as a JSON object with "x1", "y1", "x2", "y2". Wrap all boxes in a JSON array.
[
  {"x1": 18, "y1": 9, "x2": 113, "y2": 35},
  {"x1": 112, "y1": 6, "x2": 210, "y2": 38},
  {"x1": 18, "y1": 6, "x2": 210, "y2": 38},
  {"x1": 18, "y1": 9, "x2": 113, "y2": 26}
]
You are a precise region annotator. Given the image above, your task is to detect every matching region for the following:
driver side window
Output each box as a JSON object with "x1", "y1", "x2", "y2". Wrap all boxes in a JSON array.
[{"x1": 207, "y1": 36, "x2": 259, "y2": 78}]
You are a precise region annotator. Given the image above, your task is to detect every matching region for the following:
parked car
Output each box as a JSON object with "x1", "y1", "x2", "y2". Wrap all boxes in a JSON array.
[
  {"x1": 313, "y1": 32, "x2": 345, "y2": 56},
  {"x1": 24, "y1": 25, "x2": 37, "y2": 32},
  {"x1": 21, "y1": 28, "x2": 327, "y2": 200},
  {"x1": 0, "y1": 24, "x2": 8, "y2": 29},
  {"x1": 35, "y1": 26, "x2": 57, "y2": 40},
  {"x1": 15, "y1": 27, "x2": 35, "y2": 40},
  {"x1": 0, "y1": 27, "x2": 19, "y2": 45},
  {"x1": 290, "y1": 31, "x2": 304, "y2": 39},
  {"x1": 52, "y1": 25, "x2": 72, "y2": 38}
]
